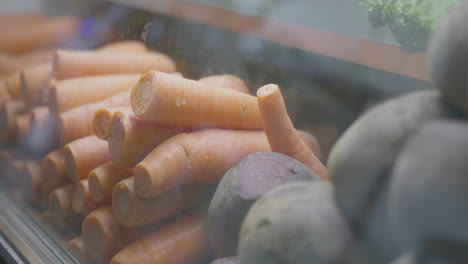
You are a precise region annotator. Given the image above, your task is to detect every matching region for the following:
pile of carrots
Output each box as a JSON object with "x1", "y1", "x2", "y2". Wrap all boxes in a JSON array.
[{"x1": 0, "y1": 13, "x2": 327, "y2": 264}]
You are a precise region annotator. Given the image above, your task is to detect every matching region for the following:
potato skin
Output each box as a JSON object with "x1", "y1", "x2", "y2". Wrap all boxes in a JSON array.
[
  {"x1": 207, "y1": 152, "x2": 321, "y2": 257},
  {"x1": 327, "y1": 90, "x2": 457, "y2": 262},
  {"x1": 238, "y1": 182, "x2": 362, "y2": 264},
  {"x1": 428, "y1": 1, "x2": 468, "y2": 114},
  {"x1": 389, "y1": 121, "x2": 468, "y2": 252}
]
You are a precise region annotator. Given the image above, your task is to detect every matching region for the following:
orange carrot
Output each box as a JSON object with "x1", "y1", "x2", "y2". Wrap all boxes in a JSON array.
[
  {"x1": 17, "y1": 49, "x2": 55, "y2": 67},
  {"x1": 113, "y1": 177, "x2": 213, "y2": 227},
  {"x1": 67, "y1": 236, "x2": 88, "y2": 263},
  {"x1": 58, "y1": 91, "x2": 130, "y2": 144},
  {"x1": 257, "y1": 84, "x2": 328, "y2": 180},
  {"x1": 92, "y1": 107, "x2": 130, "y2": 140},
  {"x1": 64, "y1": 135, "x2": 110, "y2": 183},
  {"x1": 110, "y1": 209, "x2": 212, "y2": 264},
  {"x1": 0, "y1": 16, "x2": 80, "y2": 54},
  {"x1": 49, "y1": 184, "x2": 82, "y2": 228},
  {"x1": 134, "y1": 129, "x2": 271, "y2": 197},
  {"x1": 20, "y1": 62, "x2": 53, "y2": 108},
  {"x1": 88, "y1": 161, "x2": 132, "y2": 204},
  {"x1": 0, "y1": 53, "x2": 18, "y2": 75},
  {"x1": 3, "y1": 72, "x2": 21, "y2": 99},
  {"x1": 42, "y1": 149, "x2": 68, "y2": 186},
  {"x1": 82, "y1": 207, "x2": 163, "y2": 264},
  {"x1": 16, "y1": 159, "x2": 43, "y2": 199},
  {"x1": 0, "y1": 100, "x2": 25, "y2": 145},
  {"x1": 199, "y1": 74, "x2": 249, "y2": 94},
  {"x1": 297, "y1": 130, "x2": 322, "y2": 161},
  {"x1": 107, "y1": 110, "x2": 190, "y2": 167},
  {"x1": 0, "y1": 13, "x2": 46, "y2": 26},
  {"x1": 0, "y1": 81, "x2": 11, "y2": 104},
  {"x1": 131, "y1": 71, "x2": 262, "y2": 129},
  {"x1": 41, "y1": 180, "x2": 59, "y2": 208},
  {"x1": 15, "y1": 113, "x2": 30, "y2": 145},
  {"x1": 49, "y1": 74, "x2": 139, "y2": 112},
  {"x1": 53, "y1": 49, "x2": 176, "y2": 80},
  {"x1": 27, "y1": 106, "x2": 59, "y2": 153},
  {"x1": 98, "y1": 41, "x2": 147, "y2": 53},
  {"x1": 72, "y1": 179, "x2": 100, "y2": 216}
]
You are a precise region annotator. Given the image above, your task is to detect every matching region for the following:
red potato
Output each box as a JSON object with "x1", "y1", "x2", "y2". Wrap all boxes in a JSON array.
[
  {"x1": 134, "y1": 129, "x2": 271, "y2": 197},
  {"x1": 108, "y1": 110, "x2": 190, "y2": 167},
  {"x1": 111, "y1": 209, "x2": 212, "y2": 264},
  {"x1": 72, "y1": 179, "x2": 100, "y2": 216},
  {"x1": 0, "y1": 100, "x2": 25, "y2": 145},
  {"x1": 257, "y1": 84, "x2": 328, "y2": 180},
  {"x1": 92, "y1": 107, "x2": 130, "y2": 140},
  {"x1": 49, "y1": 74, "x2": 140, "y2": 113},
  {"x1": 113, "y1": 177, "x2": 214, "y2": 227},
  {"x1": 64, "y1": 135, "x2": 110, "y2": 183},
  {"x1": 53, "y1": 49, "x2": 176, "y2": 80},
  {"x1": 20, "y1": 62, "x2": 53, "y2": 108},
  {"x1": 131, "y1": 71, "x2": 262, "y2": 129},
  {"x1": 0, "y1": 16, "x2": 80, "y2": 54},
  {"x1": 42, "y1": 149, "x2": 68, "y2": 186},
  {"x1": 58, "y1": 91, "x2": 130, "y2": 144},
  {"x1": 88, "y1": 161, "x2": 133, "y2": 204}
]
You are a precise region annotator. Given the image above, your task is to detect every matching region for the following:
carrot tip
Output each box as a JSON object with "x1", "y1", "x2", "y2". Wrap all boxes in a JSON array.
[
  {"x1": 256, "y1": 84, "x2": 279, "y2": 98},
  {"x1": 131, "y1": 71, "x2": 155, "y2": 116},
  {"x1": 88, "y1": 173, "x2": 101, "y2": 201},
  {"x1": 63, "y1": 145, "x2": 78, "y2": 182},
  {"x1": 134, "y1": 165, "x2": 153, "y2": 197},
  {"x1": 114, "y1": 183, "x2": 131, "y2": 217},
  {"x1": 94, "y1": 110, "x2": 113, "y2": 139}
]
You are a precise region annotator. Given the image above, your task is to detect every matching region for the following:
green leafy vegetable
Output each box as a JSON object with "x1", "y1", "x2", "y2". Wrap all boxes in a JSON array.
[{"x1": 360, "y1": 0, "x2": 458, "y2": 53}]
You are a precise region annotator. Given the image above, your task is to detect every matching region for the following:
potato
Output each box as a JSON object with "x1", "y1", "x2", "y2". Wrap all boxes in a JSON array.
[
  {"x1": 238, "y1": 182, "x2": 365, "y2": 264},
  {"x1": 427, "y1": 1, "x2": 468, "y2": 113},
  {"x1": 209, "y1": 257, "x2": 238, "y2": 264},
  {"x1": 207, "y1": 152, "x2": 321, "y2": 257},
  {"x1": 389, "y1": 121, "x2": 468, "y2": 252},
  {"x1": 327, "y1": 90, "x2": 457, "y2": 262}
]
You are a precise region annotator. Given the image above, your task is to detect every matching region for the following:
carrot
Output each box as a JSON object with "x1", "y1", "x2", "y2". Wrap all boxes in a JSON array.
[
  {"x1": 108, "y1": 110, "x2": 190, "y2": 167},
  {"x1": 82, "y1": 207, "x2": 163, "y2": 264},
  {"x1": 110, "y1": 209, "x2": 212, "y2": 264},
  {"x1": 49, "y1": 184, "x2": 82, "y2": 228},
  {"x1": 131, "y1": 71, "x2": 262, "y2": 129},
  {"x1": 16, "y1": 159, "x2": 43, "y2": 199},
  {"x1": 92, "y1": 107, "x2": 130, "y2": 140},
  {"x1": 0, "y1": 53, "x2": 18, "y2": 75},
  {"x1": 0, "y1": 13, "x2": 46, "y2": 26},
  {"x1": 0, "y1": 100, "x2": 25, "y2": 145},
  {"x1": 49, "y1": 74, "x2": 139, "y2": 112},
  {"x1": 134, "y1": 129, "x2": 271, "y2": 197},
  {"x1": 98, "y1": 41, "x2": 147, "y2": 53},
  {"x1": 67, "y1": 236, "x2": 88, "y2": 263},
  {"x1": 20, "y1": 62, "x2": 53, "y2": 108},
  {"x1": 17, "y1": 49, "x2": 55, "y2": 67},
  {"x1": 27, "y1": 106, "x2": 59, "y2": 153},
  {"x1": 15, "y1": 113, "x2": 30, "y2": 145},
  {"x1": 53, "y1": 49, "x2": 176, "y2": 80},
  {"x1": 88, "y1": 161, "x2": 132, "y2": 204},
  {"x1": 64, "y1": 135, "x2": 110, "y2": 183},
  {"x1": 0, "y1": 16, "x2": 80, "y2": 54},
  {"x1": 72, "y1": 179, "x2": 101, "y2": 216},
  {"x1": 3, "y1": 72, "x2": 21, "y2": 99},
  {"x1": 257, "y1": 84, "x2": 328, "y2": 180},
  {"x1": 0, "y1": 82, "x2": 11, "y2": 104},
  {"x1": 58, "y1": 91, "x2": 130, "y2": 144},
  {"x1": 199, "y1": 74, "x2": 250, "y2": 94},
  {"x1": 41, "y1": 180, "x2": 59, "y2": 208},
  {"x1": 297, "y1": 130, "x2": 322, "y2": 161},
  {"x1": 43, "y1": 149, "x2": 68, "y2": 186},
  {"x1": 113, "y1": 177, "x2": 213, "y2": 227}
]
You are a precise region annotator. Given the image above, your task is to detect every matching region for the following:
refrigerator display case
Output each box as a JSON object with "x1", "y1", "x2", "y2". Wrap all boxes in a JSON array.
[{"x1": 1, "y1": 0, "x2": 466, "y2": 264}]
